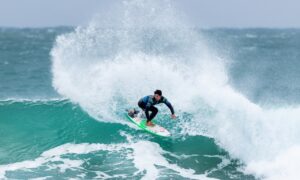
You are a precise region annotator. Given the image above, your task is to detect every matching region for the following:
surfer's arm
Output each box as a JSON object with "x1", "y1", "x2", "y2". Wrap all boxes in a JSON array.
[{"x1": 164, "y1": 98, "x2": 175, "y2": 115}]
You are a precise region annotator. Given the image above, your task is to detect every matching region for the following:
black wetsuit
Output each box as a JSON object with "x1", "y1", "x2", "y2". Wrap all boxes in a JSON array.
[{"x1": 138, "y1": 95, "x2": 175, "y2": 122}]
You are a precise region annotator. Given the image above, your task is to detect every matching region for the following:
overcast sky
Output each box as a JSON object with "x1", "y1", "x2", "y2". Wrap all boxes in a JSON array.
[{"x1": 0, "y1": 0, "x2": 299, "y2": 28}]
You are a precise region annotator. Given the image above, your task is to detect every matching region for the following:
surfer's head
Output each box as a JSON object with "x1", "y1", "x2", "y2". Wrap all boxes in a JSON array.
[{"x1": 154, "y1": 90, "x2": 162, "y2": 101}]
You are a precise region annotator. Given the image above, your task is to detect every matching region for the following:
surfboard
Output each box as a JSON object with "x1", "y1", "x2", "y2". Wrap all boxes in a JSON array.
[{"x1": 126, "y1": 109, "x2": 171, "y2": 137}]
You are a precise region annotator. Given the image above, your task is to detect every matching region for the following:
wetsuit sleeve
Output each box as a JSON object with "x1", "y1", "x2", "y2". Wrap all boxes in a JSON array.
[{"x1": 163, "y1": 98, "x2": 175, "y2": 114}]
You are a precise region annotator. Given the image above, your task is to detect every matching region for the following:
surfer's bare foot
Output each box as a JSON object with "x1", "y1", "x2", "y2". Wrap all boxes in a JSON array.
[{"x1": 146, "y1": 121, "x2": 155, "y2": 127}]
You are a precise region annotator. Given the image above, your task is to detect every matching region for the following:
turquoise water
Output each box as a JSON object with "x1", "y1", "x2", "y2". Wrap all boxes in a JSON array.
[
  {"x1": 1, "y1": 1, "x2": 300, "y2": 180},
  {"x1": 0, "y1": 100, "x2": 250, "y2": 179}
]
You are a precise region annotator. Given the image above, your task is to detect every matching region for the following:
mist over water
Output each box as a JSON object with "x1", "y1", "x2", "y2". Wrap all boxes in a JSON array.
[{"x1": 51, "y1": 0, "x2": 227, "y2": 122}]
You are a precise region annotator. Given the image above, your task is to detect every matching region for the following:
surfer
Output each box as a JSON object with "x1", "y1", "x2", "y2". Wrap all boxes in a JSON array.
[{"x1": 138, "y1": 90, "x2": 176, "y2": 126}]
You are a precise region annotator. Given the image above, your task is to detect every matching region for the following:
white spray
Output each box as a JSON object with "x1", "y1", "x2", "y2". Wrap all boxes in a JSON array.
[{"x1": 51, "y1": 0, "x2": 300, "y2": 179}]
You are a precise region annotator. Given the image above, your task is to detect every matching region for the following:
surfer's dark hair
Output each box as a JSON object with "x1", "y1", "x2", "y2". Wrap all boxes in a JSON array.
[{"x1": 154, "y1": 90, "x2": 162, "y2": 96}]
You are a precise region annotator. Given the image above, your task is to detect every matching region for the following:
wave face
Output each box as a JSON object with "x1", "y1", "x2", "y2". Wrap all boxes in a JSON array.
[{"x1": 1, "y1": 0, "x2": 300, "y2": 179}]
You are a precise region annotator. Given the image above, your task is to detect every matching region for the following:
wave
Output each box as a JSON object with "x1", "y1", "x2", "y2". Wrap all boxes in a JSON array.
[{"x1": 50, "y1": 0, "x2": 300, "y2": 179}]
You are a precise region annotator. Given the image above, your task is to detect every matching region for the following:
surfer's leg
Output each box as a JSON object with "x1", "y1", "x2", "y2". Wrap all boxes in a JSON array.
[
  {"x1": 137, "y1": 101, "x2": 148, "y2": 119},
  {"x1": 138, "y1": 101, "x2": 146, "y2": 111},
  {"x1": 148, "y1": 106, "x2": 158, "y2": 121}
]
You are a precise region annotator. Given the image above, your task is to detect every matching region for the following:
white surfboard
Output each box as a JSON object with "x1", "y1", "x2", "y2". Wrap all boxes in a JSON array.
[{"x1": 126, "y1": 109, "x2": 171, "y2": 137}]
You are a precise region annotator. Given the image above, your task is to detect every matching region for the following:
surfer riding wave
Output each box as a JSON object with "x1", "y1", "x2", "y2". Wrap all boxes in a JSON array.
[{"x1": 138, "y1": 90, "x2": 176, "y2": 126}]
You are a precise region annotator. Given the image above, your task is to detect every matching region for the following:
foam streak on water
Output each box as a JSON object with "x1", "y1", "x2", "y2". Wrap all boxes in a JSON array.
[{"x1": 0, "y1": 138, "x2": 216, "y2": 180}]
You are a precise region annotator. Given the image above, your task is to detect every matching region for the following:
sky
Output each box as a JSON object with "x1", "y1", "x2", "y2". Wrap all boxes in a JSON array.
[{"x1": 0, "y1": 0, "x2": 299, "y2": 28}]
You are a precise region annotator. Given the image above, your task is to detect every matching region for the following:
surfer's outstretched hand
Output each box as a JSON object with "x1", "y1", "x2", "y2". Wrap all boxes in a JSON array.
[{"x1": 171, "y1": 114, "x2": 176, "y2": 119}]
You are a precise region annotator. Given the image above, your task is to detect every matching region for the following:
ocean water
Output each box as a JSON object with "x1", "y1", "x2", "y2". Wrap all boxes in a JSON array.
[{"x1": 1, "y1": 1, "x2": 300, "y2": 180}]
